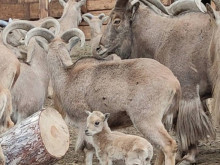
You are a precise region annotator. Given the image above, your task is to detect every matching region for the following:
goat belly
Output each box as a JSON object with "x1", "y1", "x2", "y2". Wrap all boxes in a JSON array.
[{"x1": 0, "y1": 107, "x2": 69, "y2": 165}]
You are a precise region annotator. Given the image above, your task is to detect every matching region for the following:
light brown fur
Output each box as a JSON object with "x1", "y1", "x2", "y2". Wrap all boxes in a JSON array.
[
  {"x1": 86, "y1": 111, "x2": 153, "y2": 165},
  {"x1": 27, "y1": 27, "x2": 181, "y2": 165}
]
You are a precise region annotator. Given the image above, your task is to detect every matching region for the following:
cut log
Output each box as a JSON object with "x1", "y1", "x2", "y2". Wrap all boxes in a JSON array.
[{"x1": 0, "y1": 107, "x2": 69, "y2": 165}]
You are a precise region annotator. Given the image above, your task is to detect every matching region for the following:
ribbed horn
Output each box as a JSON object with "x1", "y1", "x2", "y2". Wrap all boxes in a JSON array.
[
  {"x1": 40, "y1": 18, "x2": 60, "y2": 35},
  {"x1": 61, "y1": 28, "x2": 85, "y2": 48},
  {"x1": 25, "y1": 27, "x2": 55, "y2": 46},
  {"x1": 167, "y1": 0, "x2": 206, "y2": 15},
  {"x1": 2, "y1": 21, "x2": 35, "y2": 46}
]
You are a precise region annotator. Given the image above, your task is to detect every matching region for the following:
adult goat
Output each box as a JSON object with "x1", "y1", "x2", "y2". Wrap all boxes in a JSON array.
[
  {"x1": 25, "y1": 27, "x2": 181, "y2": 165},
  {"x1": 95, "y1": 0, "x2": 218, "y2": 164}
]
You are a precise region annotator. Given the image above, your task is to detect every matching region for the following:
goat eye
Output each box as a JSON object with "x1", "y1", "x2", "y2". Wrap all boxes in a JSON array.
[
  {"x1": 113, "y1": 19, "x2": 121, "y2": 25},
  {"x1": 95, "y1": 122, "x2": 100, "y2": 126}
]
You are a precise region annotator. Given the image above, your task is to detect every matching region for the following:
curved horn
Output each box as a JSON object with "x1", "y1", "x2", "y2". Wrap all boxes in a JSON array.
[
  {"x1": 0, "y1": 20, "x2": 8, "y2": 27},
  {"x1": 40, "y1": 18, "x2": 60, "y2": 35},
  {"x1": 167, "y1": 0, "x2": 206, "y2": 15},
  {"x1": 98, "y1": 13, "x2": 105, "y2": 20},
  {"x1": 115, "y1": 0, "x2": 129, "y2": 9},
  {"x1": 61, "y1": 28, "x2": 85, "y2": 48},
  {"x1": 59, "y1": 0, "x2": 66, "y2": 7},
  {"x1": 66, "y1": 37, "x2": 80, "y2": 52},
  {"x1": 140, "y1": 0, "x2": 169, "y2": 14},
  {"x1": 2, "y1": 21, "x2": 35, "y2": 46},
  {"x1": 82, "y1": 13, "x2": 94, "y2": 19},
  {"x1": 25, "y1": 27, "x2": 55, "y2": 46},
  {"x1": 212, "y1": 0, "x2": 220, "y2": 11}
]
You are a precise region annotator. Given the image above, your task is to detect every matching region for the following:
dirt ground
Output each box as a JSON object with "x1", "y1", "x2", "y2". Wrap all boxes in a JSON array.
[{"x1": 49, "y1": 42, "x2": 220, "y2": 165}]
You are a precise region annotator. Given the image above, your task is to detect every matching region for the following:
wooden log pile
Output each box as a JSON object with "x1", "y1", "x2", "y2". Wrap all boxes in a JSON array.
[{"x1": 0, "y1": 0, "x2": 172, "y2": 39}]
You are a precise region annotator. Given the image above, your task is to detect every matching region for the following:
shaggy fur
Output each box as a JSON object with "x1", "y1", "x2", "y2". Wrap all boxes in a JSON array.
[
  {"x1": 85, "y1": 111, "x2": 153, "y2": 165},
  {"x1": 98, "y1": 0, "x2": 217, "y2": 162}
]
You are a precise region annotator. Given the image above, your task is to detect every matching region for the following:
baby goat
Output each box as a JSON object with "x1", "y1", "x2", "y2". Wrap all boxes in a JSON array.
[{"x1": 85, "y1": 111, "x2": 153, "y2": 165}]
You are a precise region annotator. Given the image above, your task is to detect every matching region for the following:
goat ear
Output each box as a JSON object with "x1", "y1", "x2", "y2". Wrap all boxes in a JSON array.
[
  {"x1": 58, "y1": 48, "x2": 74, "y2": 68},
  {"x1": 130, "y1": 0, "x2": 140, "y2": 20},
  {"x1": 35, "y1": 38, "x2": 49, "y2": 52},
  {"x1": 26, "y1": 43, "x2": 35, "y2": 64},
  {"x1": 206, "y1": 4, "x2": 217, "y2": 20},
  {"x1": 85, "y1": 111, "x2": 92, "y2": 116},
  {"x1": 206, "y1": 4, "x2": 220, "y2": 25},
  {"x1": 9, "y1": 18, "x2": 13, "y2": 23},
  {"x1": 104, "y1": 113, "x2": 110, "y2": 121}
]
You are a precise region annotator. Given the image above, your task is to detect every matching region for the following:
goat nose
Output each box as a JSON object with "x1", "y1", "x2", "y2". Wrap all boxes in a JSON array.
[{"x1": 85, "y1": 130, "x2": 88, "y2": 133}]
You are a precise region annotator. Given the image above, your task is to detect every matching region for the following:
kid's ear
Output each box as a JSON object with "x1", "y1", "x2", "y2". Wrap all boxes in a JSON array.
[
  {"x1": 104, "y1": 113, "x2": 110, "y2": 121},
  {"x1": 85, "y1": 110, "x2": 92, "y2": 116}
]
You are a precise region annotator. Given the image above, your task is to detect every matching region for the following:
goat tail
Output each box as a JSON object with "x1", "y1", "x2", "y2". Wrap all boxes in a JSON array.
[{"x1": 176, "y1": 97, "x2": 215, "y2": 151}]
